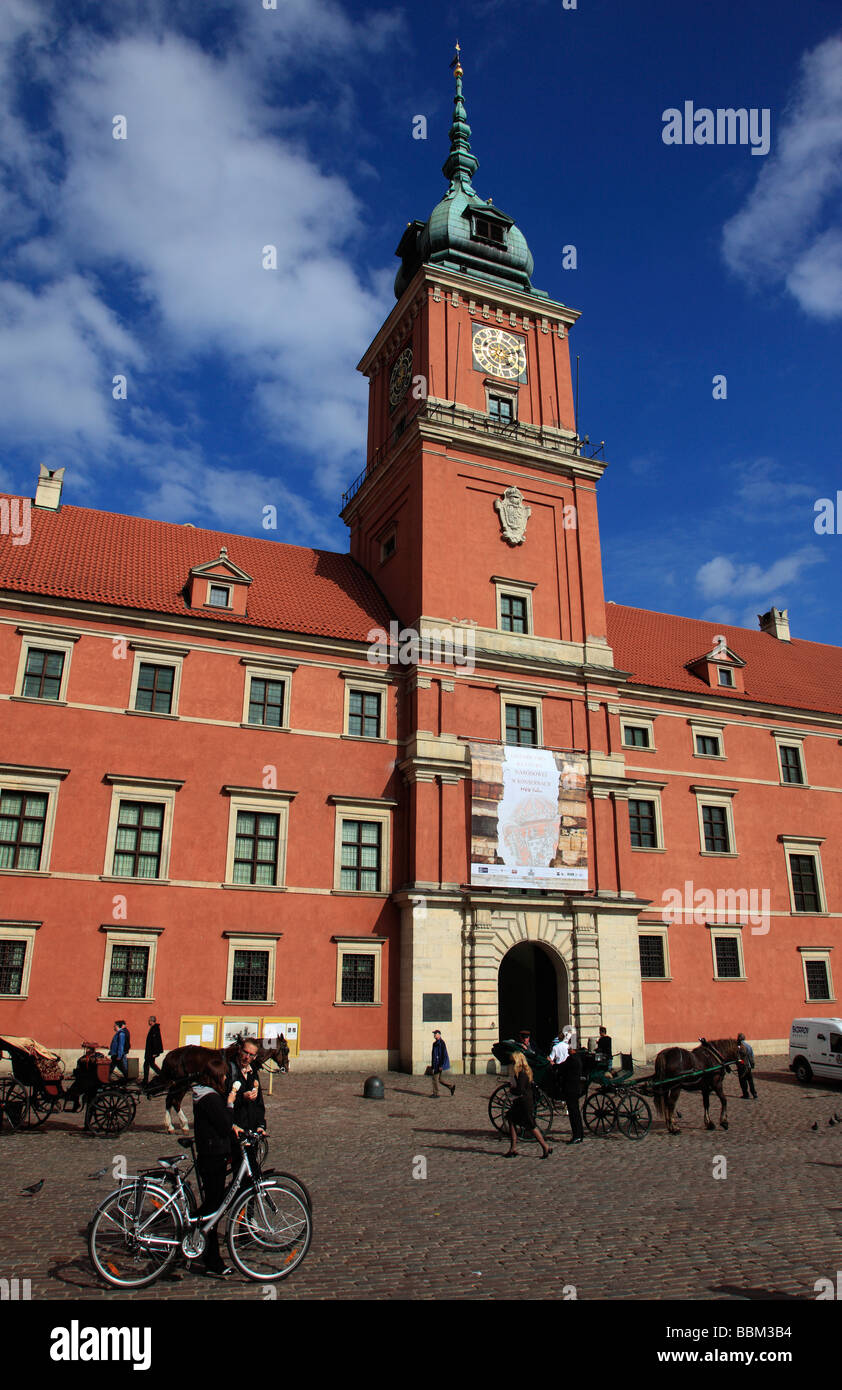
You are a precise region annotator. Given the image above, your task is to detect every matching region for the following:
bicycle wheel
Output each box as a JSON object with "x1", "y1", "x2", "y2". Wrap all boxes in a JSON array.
[
  {"x1": 227, "y1": 1181, "x2": 312, "y2": 1281},
  {"x1": 260, "y1": 1169, "x2": 312, "y2": 1210},
  {"x1": 88, "y1": 1182, "x2": 182, "y2": 1288}
]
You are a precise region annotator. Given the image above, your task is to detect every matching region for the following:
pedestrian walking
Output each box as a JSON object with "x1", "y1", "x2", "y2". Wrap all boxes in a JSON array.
[
  {"x1": 558, "y1": 1047, "x2": 584, "y2": 1143},
  {"x1": 142, "y1": 1015, "x2": 163, "y2": 1086},
  {"x1": 737, "y1": 1032, "x2": 757, "y2": 1099},
  {"x1": 108, "y1": 1020, "x2": 130, "y2": 1080},
  {"x1": 503, "y1": 1052, "x2": 551, "y2": 1158},
  {"x1": 430, "y1": 1030, "x2": 456, "y2": 1096}
]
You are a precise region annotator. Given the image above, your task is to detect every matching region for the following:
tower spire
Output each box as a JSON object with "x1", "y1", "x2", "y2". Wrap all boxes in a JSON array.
[{"x1": 443, "y1": 40, "x2": 478, "y2": 197}]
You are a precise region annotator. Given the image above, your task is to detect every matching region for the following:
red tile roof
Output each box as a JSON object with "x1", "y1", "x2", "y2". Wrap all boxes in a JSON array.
[
  {"x1": 0, "y1": 498, "x2": 393, "y2": 641},
  {"x1": 607, "y1": 604, "x2": 842, "y2": 718}
]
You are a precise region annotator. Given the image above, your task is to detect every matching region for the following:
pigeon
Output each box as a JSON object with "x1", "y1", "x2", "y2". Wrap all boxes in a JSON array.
[
  {"x1": 22, "y1": 1179, "x2": 44, "y2": 1195},
  {"x1": 835, "y1": 1113, "x2": 842, "y2": 1123},
  {"x1": 811, "y1": 1122, "x2": 818, "y2": 1130},
  {"x1": 829, "y1": 1118, "x2": 836, "y2": 1126},
  {"x1": 87, "y1": 1167, "x2": 109, "y2": 1180}
]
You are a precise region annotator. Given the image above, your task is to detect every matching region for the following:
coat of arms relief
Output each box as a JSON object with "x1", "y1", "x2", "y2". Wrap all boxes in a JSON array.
[{"x1": 494, "y1": 485, "x2": 531, "y2": 545}]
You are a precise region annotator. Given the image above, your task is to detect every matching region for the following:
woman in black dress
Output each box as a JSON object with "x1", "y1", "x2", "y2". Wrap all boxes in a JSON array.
[{"x1": 504, "y1": 1052, "x2": 552, "y2": 1158}]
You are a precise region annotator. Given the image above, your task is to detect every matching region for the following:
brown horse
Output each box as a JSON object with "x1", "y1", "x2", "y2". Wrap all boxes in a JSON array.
[
  {"x1": 651, "y1": 1037, "x2": 739, "y2": 1135},
  {"x1": 159, "y1": 1035, "x2": 289, "y2": 1132}
]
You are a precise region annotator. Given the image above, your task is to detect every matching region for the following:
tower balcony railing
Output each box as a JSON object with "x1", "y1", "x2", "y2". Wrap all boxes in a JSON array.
[{"x1": 341, "y1": 399, "x2": 599, "y2": 509}]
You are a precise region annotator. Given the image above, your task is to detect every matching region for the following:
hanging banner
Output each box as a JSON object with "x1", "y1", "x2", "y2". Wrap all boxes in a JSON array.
[{"x1": 468, "y1": 742, "x2": 588, "y2": 889}]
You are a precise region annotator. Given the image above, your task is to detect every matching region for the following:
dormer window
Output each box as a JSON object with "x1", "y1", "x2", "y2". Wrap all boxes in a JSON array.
[
  {"x1": 686, "y1": 643, "x2": 745, "y2": 693},
  {"x1": 208, "y1": 584, "x2": 231, "y2": 608},
  {"x1": 717, "y1": 668, "x2": 735, "y2": 687},
  {"x1": 186, "y1": 546, "x2": 253, "y2": 617},
  {"x1": 472, "y1": 215, "x2": 506, "y2": 247}
]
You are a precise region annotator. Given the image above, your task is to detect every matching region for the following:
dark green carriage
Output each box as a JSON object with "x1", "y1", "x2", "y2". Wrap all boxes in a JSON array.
[{"x1": 488, "y1": 1039, "x2": 652, "y2": 1141}]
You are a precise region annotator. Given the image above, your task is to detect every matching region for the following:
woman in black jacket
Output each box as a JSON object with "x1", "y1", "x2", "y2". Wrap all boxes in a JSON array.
[
  {"x1": 504, "y1": 1052, "x2": 552, "y2": 1159},
  {"x1": 192, "y1": 1072, "x2": 242, "y2": 1278}
]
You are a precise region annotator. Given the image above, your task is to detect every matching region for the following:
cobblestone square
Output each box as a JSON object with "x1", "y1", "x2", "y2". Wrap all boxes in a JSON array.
[{"x1": 1, "y1": 1054, "x2": 841, "y2": 1313}]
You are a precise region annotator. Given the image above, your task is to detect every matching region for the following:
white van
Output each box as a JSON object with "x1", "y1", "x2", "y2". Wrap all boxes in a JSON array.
[{"x1": 789, "y1": 1018, "x2": 842, "y2": 1084}]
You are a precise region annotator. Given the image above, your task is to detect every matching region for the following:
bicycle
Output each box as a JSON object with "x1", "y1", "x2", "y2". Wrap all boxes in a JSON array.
[{"x1": 87, "y1": 1130, "x2": 312, "y2": 1287}]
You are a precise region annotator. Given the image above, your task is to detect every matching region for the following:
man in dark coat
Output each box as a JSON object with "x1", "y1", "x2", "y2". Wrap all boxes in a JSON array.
[
  {"x1": 142, "y1": 1015, "x2": 163, "y2": 1086},
  {"x1": 558, "y1": 1048, "x2": 584, "y2": 1143},
  {"x1": 227, "y1": 1037, "x2": 266, "y2": 1137}
]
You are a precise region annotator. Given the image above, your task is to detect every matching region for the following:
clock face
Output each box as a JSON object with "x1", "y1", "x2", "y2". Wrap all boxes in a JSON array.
[
  {"x1": 389, "y1": 346, "x2": 413, "y2": 408},
  {"x1": 472, "y1": 326, "x2": 527, "y2": 381}
]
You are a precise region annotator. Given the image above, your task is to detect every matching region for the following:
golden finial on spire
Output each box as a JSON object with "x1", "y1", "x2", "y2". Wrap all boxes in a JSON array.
[{"x1": 451, "y1": 40, "x2": 463, "y2": 79}]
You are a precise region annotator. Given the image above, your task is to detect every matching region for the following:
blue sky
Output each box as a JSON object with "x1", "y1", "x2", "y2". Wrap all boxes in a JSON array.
[{"x1": 1, "y1": 0, "x2": 841, "y2": 642}]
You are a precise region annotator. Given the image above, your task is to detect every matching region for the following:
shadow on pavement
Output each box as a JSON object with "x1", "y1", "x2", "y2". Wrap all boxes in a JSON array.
[{"x1": 710, "y1": 1283, "x2": 804, "y2": 1301}]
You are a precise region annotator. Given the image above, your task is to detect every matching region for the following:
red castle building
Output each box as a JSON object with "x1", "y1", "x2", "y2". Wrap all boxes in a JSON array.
[{"x1": 2, "y1": 57, "x2": 841, "y2": 1071}]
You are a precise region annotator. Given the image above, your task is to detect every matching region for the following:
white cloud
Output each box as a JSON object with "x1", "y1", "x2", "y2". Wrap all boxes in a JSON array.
[
  {"x1": 722, "y1": 34, "x2": 842, "y2": 318},
  {"x1": 696, "y1": 547, "x2": 824, "y2": 600}
]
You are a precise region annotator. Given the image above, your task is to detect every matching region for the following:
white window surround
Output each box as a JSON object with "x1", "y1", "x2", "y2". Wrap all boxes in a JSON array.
[
  {"x1": 223, "y1": 932, "x2": 282, "y2": 1007},
  {"x1": 798, "y1": 947, "x2": 835, "y2": 1002},
  {"x1": 773, "y1": 732, "x2": 807, "y2": 786},
  {"x1": 709, "y1": 927, "x2": 746, "y2": 981},
  {"x1": 0, "y1": 764, "x2": 68, "y2": 875},
  {"x1": 624, "y1": 788, "x2": 665, "y2": 851},
  {"x1": 239, "y1": 658, "x2": 297, "y2": 729},
  {"x1": 499, "y1": 692, "x2": 543, "y2": 746},
  {"x1": 333, "y1": 935, "x2": 387, "y2": 1006},
  {"x1": 98, "y1": 924, "x2": 163, "y2": 1003},
  {"x1": 222, "y1": 786, "x2": 296, "y2": 889},
  {"x1": 14, "y1": 625, "x2": 81, "y2": 703},
  {"x1": 101, "y1": 776, "x2": 183, "y2": 882},
  {"x1": 0, "y1": 920, "x2": 40, "y2": 998},
  {"x1": 329, "y1": 796, "x2": 396, "y2": 895},
  {"x1": 621, "y1": 718, "x2": 656, "y2": 751},
  {"x1": 484, "y1": 377, "x2": 519, "y2": 418},
  {"x1": 693, "y1": 787, "x2": 738, "y2": 857},
  {"x1": 638, "y1": 925, "x2": 671, "y2": 980},
  {"x1": 781, "y1": 836, "x2": 827, "y2": 915},
  {"x1": 127, "y1": 641, "x2": 190, "y2": 717},
  {"x1": 690, "y1": 719, "x2": 726, "y2": 759},
  {"x1": 493, "y1": 577, "x2": 535, "y2": 636},
  {"x1": 342, "y1": 672, "x2": 390, "y2": 741}
]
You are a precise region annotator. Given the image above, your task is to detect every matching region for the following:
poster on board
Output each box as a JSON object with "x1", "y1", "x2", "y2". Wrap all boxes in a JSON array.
[{"x1": 468, "y1": 742, "x2": 588, "y2": 890}]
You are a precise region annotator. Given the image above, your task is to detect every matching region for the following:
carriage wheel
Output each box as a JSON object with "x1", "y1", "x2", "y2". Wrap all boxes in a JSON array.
[
  {"x1": 87, "y1": 1087, "x2": 137, "y2": 1136},
  {"x1": 27, "y1": 1090, "x2": 58, "y2": 1128},
  {"x1": 615, "y1": 1091, "x2": 651, "y2": 1140},
  {"x1": 488, "y1": 1083, "x2": 511, "y2": 1133},
  {"x1": 0, "y1": 1079, "x2": 28, "y2": 1131},
  {"x1": 583, "y1": 1089, "x2": 618, "y2": 1137}
]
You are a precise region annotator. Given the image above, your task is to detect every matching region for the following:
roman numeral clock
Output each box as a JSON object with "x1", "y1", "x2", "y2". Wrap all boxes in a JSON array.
[{"x1": 471, "y1": 325, "x2": 527, "y2": 381}]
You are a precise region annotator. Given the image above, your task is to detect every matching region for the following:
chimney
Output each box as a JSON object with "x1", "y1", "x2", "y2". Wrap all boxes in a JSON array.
[
  {"x1": 758, "y1": 607, "x2": 790, "y2": 641},
  {"x1": 34, "y1": 464, "x2": 65, "y2": 511}
]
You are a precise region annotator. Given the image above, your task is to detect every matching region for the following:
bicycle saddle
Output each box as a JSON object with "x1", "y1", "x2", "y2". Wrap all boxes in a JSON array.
[
  {"x1": 178, "y1": 1137, "x2": 195, "y2": 1150},
  {"x1": 156, "y1": 1154, "x2": 188, "y2": 1169}
]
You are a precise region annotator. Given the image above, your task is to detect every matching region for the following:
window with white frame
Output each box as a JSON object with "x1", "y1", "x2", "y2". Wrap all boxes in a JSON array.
[
  {"x1": 0, "y1": 922, "x2": 39, "y2": 997},
  {"x1": 627, "y1": 792, "x2": 664, "y2": 850},
  {"x1": 494, "y1": 578, "x2": 535, "y2": 637},
  {"x1": 500, "y1": 693, "x2": 542, "y2": 747},
  {"x1": 694, "y1": 789, "x2": 737, "y2": 855},
  {"x1": 128, "y1": 643, "x2": 188, "y2": 716},
  {"x1": 240, "y1": 657, "x2": 296, "y2": 729},
  {"x1": 13, "y1": 625, "x2": 80, "y2": 704},
  {"x1": 710, "y1": 929, "x2": 745, "y2": 980},
  {"x1": 717, "y1": 667, "x2": 735, "y2": 687},
  {"x1": 690, "y1": 721, "x2": 725, "y2": 759},
  {"x1": 224, "y1": 933, "x2": 280, "y2": 1005},
  {"x1": 799, "y1": 949, "x2": 834, "y2": 1002},
  {"x1": 638, "y1": 929, "x2": 669, "y2": 979},
  {"x1": 207, "y1": 584, "x2": 231, "y2": 608},
  {"x1": 775, "y1": 734, "x2": 806, "y2": 786},
  {"x1": 622, "y1": 721, "x2": 654, "y2": 750},
  {"x1": 342, "y1": 674, "x2": 389, "y2": 741},
  {"x1": 103, "y1": 777, "x2": 181, "y2": 881},
  {"x1": 331, "y1": 798, "x2": 395, "y2": 895},
  {"x1": 782, "y1": 838, "x2": 827, "y2": 914},
  {"x1": 333, "y1": 936, "x2": 386, "y2": 1005},
  {"x1": 0, "y1": 766, "x2": 66, "y2": 874},
  {"x1": 99, "y1": 926, "x2": 162, "y2": 1001},
  {"x1": 223, "y1": 788, "x2": 294, "y2": 888}
]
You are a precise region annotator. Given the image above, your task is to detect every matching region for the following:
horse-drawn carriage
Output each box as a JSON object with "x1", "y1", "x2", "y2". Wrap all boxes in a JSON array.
[
  {"x1": 0, "y1": 1036, "x2": 138, "y2": 1135},
  {"x1": 489, "y1": 1035, "x2": 739, "y2": 1141},
  {"x1": 488, "y1": 1038, "x2": 652, "y2": 1140}
]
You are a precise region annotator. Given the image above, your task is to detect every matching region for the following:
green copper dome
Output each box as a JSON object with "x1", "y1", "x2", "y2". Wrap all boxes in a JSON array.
[{"x1": 395, "y1": 49, "x2": 541, "y2": 299}]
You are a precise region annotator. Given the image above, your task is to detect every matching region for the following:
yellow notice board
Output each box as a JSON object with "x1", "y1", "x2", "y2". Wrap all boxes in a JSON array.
[
  {"x1": 179, "y1": 1016, "x2": 220, "y2": 1047},
  {"x1": 263, "y1": 1018, "x2": 300, "y2": 1058}
]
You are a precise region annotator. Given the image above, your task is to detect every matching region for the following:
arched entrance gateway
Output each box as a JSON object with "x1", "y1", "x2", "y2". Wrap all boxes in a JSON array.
[{"x1": 498, "y1": 942, "x2": 568, "y2": 1055}]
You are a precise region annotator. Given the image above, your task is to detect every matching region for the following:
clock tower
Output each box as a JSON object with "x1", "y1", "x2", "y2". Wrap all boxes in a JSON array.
[{"x1": 342, "y1": 50, "x2": 644, "y2": 1074}]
